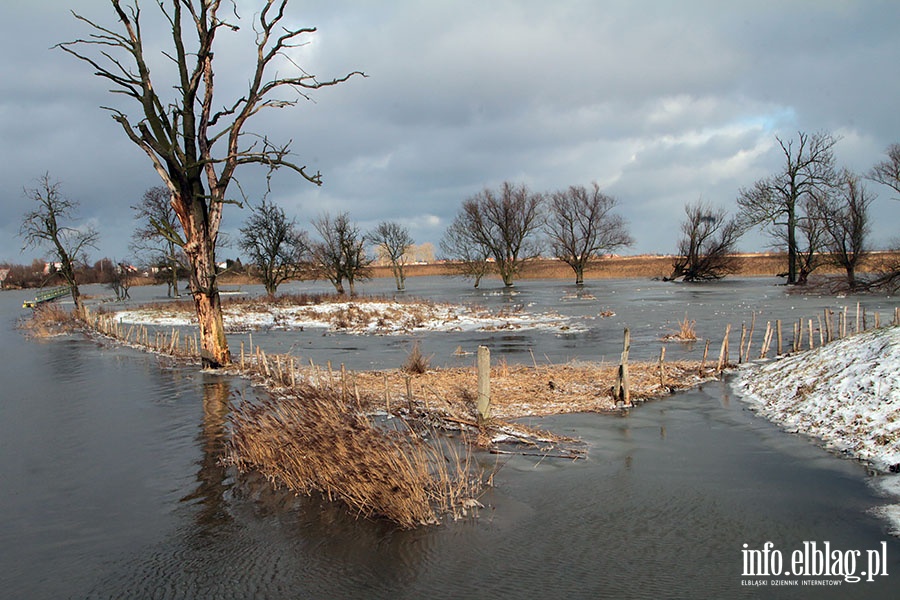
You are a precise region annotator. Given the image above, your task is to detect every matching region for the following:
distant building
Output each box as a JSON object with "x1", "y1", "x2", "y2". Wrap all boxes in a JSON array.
[{"x1": 43, "y1": 262, "x2": 63, "y2": 275}]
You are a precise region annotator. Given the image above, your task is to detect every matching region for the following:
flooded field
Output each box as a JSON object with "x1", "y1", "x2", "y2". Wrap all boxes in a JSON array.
[{"x1": 1, "y1": 276, "x2": 898, "y2": 598}]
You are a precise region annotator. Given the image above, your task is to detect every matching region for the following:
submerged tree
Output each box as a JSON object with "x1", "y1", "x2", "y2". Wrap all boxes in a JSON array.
[
  {"x1": 818, "y1": 171, "x2": 873, "y2": 290},
  {"x1": 239, "y1": 199, "x2": 310, "y2": 296},
  {"x1": 369, "y1": 221, "x2": 414, "y2": 291},
  {"x1": 455, "y1": 182, "x2": 543, "y2": 287},
  {"x1": 670, "y1": 200, "x2": 742, "y2": 281},
  {"x1": 439, "y1": 214, "x2": 492, "y2": 288},
  {"x1": 311, "y1": 212, "x2": 371, "y2": 295},
  {"x1": 546, "y1": 183, "x2": 633, "y2": 285},
  {"x1": 737, "y1": 131, "x2": 838, "y2": 284},
  {"x1": 59, "y1": 1, "x2": 363, "y2": 367},
  {"x1": 131, "y1": 186, "x2": 187, "y2": 298},
  {"x1": 19, "y1": 173, "x2": 99, "y2": 311}
]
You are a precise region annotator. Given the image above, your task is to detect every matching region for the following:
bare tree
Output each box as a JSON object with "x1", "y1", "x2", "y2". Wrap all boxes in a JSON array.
[
  {"x1": 239, "y1": 199, "x2": 311, "y2": 296},
  {"x1": 109, "y1": 262, "x2": 135, "y2": 301},
  {"x1": 59, "y1": 1, "x2": 364, "y2": 367},
  {"x1": 311, "y1": 212, "x2": 371, "y2": 295},
  {"x1": 546, "y1": 183, "x2": 633, "y2": 285},
  {"x1": 670, "y1": 200, "x2": 742, "y2": 281},
  {"x1": 455, "y1": 182, "x2": 543, "y2": 287},
  {"x1": 818, "y1": 171, "x2": 873, "y2": 290},
  {"x1": 19, "y1": 174, "x2": 99, "y2": 311},
  {"x1": 369, "y1": 221, "x2": 414, "y2": 291},
  {"x1": 131, "y1": 186, "x2": 187, "y2": 298},
  {"x1": 793, "y1": 195, "x2": 828, "y2": 285},
  {"x1": 737, "y1": 131, "x2": 838, "y2": 284},
  {"x1": 869, "y1": 143, "x2": 900, "y2": 199},
  {"x1": 439, "y1": 215, "x2": 492, "y2": 288}
]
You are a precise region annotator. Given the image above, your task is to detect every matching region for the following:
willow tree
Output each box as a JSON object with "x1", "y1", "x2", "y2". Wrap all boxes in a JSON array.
[
  {"x1": 59, "y1": 1, "x2": 363, "y2": 367},
  {"x1": 736, "y1": 132, "x2": 838, "y2": 285},
  {"x1": 457, "y1": 182, "x2": 544, "y2": 287},
  {"x1": 546, "y1": 183, "x2": 633, "y2": 285}
]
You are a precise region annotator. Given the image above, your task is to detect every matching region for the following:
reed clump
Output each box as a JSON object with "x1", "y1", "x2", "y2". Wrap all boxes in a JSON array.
[
  {"x1": 403, "y1": 341, "x2": 431, "y2": 374},
  {"x1": 224, "y1": 384, "x2": 485, "y2": 529},
  {"x1": 662, "y1": 313, "x2": 697, "y2": 342},
  {"x1": 19, "y1": 304, "x2": 81, "y2": 337}
]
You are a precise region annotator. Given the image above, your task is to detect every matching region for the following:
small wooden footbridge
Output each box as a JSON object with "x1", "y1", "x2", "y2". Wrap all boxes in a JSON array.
[{"x1": 23, "y1": 285, "x2": 72, "y2": 309}]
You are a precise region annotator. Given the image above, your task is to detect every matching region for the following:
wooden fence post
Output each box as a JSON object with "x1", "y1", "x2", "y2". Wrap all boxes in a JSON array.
[
  {"x1": 658, "y1": 346, "x2": 667, "y2": 390},
  {"x1": 615, "y1": 328, "x2": 631, "y2": 405},
  {"x1": 776, "y1": 320, "x2": 783, "y2": 355},
  {"x1": 476, "y1": 346, "x2": 491, "y2": 424},
  {"x1": 717, "y1": 324, "x2": 731, "y2": 373}
]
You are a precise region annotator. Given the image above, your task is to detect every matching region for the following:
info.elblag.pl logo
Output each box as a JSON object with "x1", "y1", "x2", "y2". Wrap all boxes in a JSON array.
[{"x1": 741, "y1": 541, "x2": 889, "y2": 587}]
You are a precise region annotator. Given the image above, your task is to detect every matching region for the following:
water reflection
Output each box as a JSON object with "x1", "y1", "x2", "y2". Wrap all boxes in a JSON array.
[{"x1": 181, "y1": 375, "x2": 233, "y2": 533}]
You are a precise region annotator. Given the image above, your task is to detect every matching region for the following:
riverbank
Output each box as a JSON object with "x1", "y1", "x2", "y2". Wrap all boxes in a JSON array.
[{"x1": 736, "y1": 325, "x2": 900, "y2": 474}]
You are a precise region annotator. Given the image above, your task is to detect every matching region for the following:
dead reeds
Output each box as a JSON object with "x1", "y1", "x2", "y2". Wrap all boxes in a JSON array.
[
  {"x1": 18, "y1": 303, "x2": 81, "y2": 337},
  {"x1": 403, "y1": 341, "x2": 431, "y2": 374},
  {"x1": 662, "y1": 313, "x2": 698, "y2": 342},
  {"x1": 224, "y1": 385, "x2": 485, "y2": 529}
]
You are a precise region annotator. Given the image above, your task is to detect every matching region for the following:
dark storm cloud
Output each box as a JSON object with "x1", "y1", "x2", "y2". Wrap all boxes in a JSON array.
[{"x1": 2, "y1": 0, "x2": 899, "y2": 265}]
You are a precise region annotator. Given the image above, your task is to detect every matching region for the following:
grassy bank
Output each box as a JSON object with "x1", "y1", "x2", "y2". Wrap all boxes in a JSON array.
[{"x1": 321, "y1": 251, "x2": 900, "y2": 284}]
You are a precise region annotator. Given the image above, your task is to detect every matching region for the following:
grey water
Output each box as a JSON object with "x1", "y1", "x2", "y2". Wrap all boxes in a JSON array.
[{"x1": 1, "y1": 277, "x2": 898, "y2": 599}]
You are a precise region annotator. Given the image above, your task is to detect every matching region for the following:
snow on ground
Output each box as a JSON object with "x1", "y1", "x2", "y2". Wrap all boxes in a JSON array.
[
  {"x1": 113, "y1": 299, "x2": 588, "y2": 335},
  {"x1": 736, "y1": 325, "x2": 900, "y2": 534}
]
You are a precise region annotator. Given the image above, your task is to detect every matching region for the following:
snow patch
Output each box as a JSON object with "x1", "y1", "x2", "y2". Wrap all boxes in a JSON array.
[{"x1": 736, "y1": 326, "x2": 900, "y2": 534}]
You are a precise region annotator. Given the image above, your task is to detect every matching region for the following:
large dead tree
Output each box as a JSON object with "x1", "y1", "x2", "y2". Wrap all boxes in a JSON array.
[
  {"x1": 457, "y1": 182, "x2": 544, "y2": 287},
  {"x1": 669, "y1": 200, "x2": 742, "y2": 282},
  {"x1": 546, "y1": 183, "x2": 633, "y2": 285},
  {"x1": 19, "y1": 174, "x2": 99, "y2": 311},
  {"x1": 59, "y1": 1, "x2": 363, "y2": 367},
  {"x1": 737, "y1": 131, "x2": 838, "y2": 284}
]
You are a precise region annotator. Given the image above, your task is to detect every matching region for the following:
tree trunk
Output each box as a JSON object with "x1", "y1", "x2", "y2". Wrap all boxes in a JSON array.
[
  {"x1": 392, "y1": 263, "x2": 405, "y2": 291},
  {"x1": 179, "y1": 197, "x2": 231, "y2": 368},
  {"x1": 787, "y1": 201, "x2": 797, "y2": 284},
  {"x1": 574, "y1": 264, "x2": 585, "y2": 286},
  {"x1": 846, "y1": 266, "x2": 856, "y2": 290},
  {"x1": 500, "y1": 262, "x2": 515, "y2": 287},
  {"x1": 193, "y1": 287, "x2": 230, "y2": 368}
]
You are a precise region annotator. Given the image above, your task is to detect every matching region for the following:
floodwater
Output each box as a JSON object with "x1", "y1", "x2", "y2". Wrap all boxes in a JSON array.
[{"x1": 1, "y1": 276, "x2": 899, "y2": 599}]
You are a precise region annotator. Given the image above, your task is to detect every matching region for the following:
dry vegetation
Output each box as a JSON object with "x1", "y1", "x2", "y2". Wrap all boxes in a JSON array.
[
  {"x1": 662, "y1": 314, "x2": 698, "y2": 342},
  {"x1": 223, "y1": 384, "x2": 486, "y2": 529},
  {"x1": 18, "y1": 303, "x2": 82, "y2": 337},
  {"x1": 349, "y1": 359, "x2": 719, "y2": 419}
]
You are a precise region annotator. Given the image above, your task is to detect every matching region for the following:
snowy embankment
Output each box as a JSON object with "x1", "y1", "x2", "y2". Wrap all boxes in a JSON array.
[{"x1": 736, "y1": 326, "x2": 900, "y2": 534}]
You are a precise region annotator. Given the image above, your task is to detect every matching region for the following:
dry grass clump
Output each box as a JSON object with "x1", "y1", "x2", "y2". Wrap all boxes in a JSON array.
[
  {"x1": 403, "y1": 341, "x2": 431, "y2": 374},
  {"x1": 662, "y1": 314, "x2": 698, "y2": 342},
  {"x1": 19, "y1": 304, "x2": 81, "y2": 337},
  {"x1": 224, "y1": 384, "x2": 486, "y2": 529}
]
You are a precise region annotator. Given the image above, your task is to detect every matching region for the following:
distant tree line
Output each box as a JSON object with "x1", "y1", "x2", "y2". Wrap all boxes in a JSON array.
[{"x1": 15, "y1": 137, "x2": 900, "y2": 302}]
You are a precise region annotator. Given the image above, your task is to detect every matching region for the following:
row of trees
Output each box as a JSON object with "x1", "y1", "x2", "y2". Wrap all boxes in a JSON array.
[
  {"x1": 736, "y1": 131, "x2": 895, "y2": 289},
  {"x1": 236, "y1": 202, "x2": 416, "y2": 297},
  {"x1": 441, "y1": 181, "x2": 633, "y2": 287}
]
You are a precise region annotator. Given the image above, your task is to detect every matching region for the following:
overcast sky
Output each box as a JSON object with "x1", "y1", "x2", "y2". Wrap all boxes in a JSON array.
[{"x1": 2, "y1": 0, "x2": 899, "y2": 266}]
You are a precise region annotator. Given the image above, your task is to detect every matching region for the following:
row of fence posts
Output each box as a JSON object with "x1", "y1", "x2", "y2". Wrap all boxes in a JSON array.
[{"x1": 81, "y1": 306, "x2": 201, "y2": 359}]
